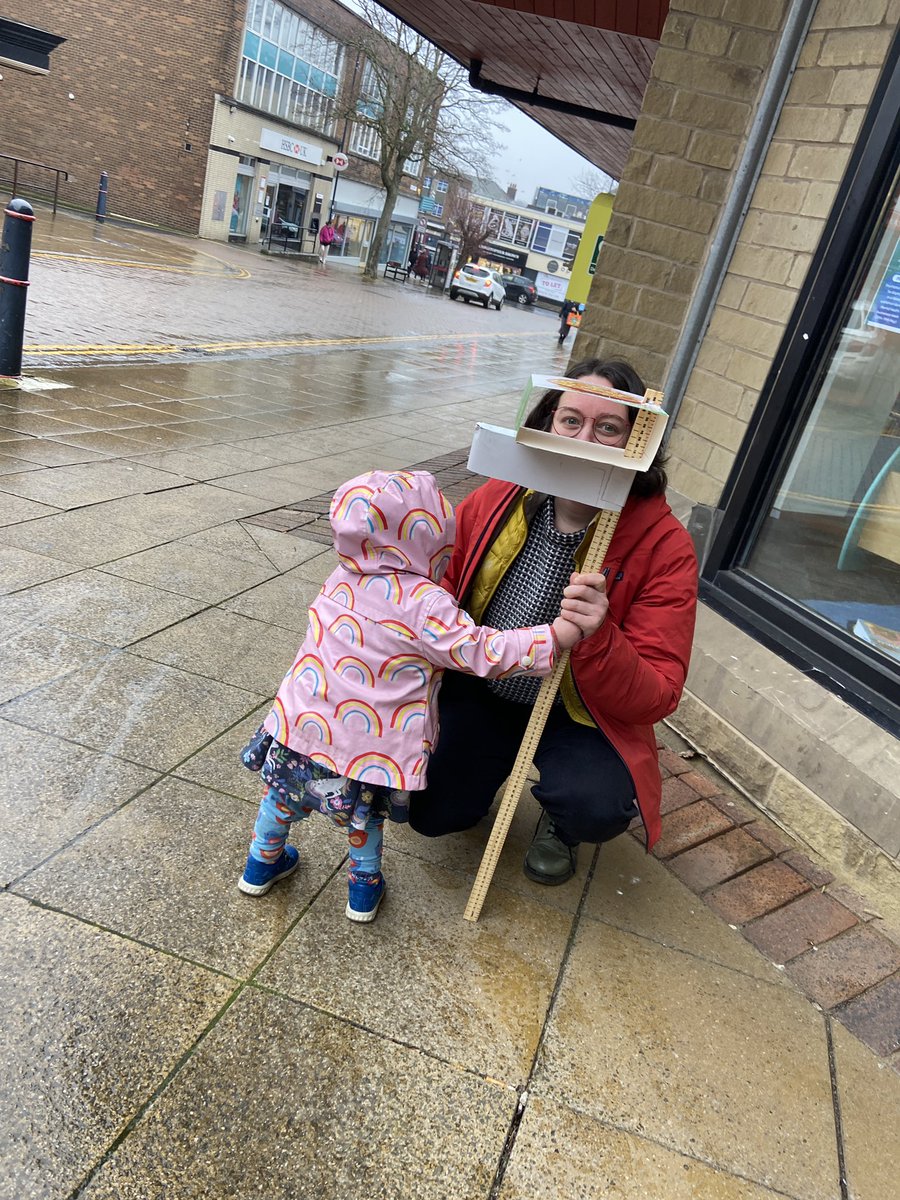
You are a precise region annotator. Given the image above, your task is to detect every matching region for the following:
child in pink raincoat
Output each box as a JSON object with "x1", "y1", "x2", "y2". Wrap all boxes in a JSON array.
[{"x1": 238, "y1": 469, "x2": 608, "y2": 921}]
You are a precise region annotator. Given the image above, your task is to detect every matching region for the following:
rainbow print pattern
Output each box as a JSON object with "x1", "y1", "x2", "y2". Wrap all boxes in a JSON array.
[
  {"x1": 378, "y1": 653, "x2": 431, "y2": 686},
  {"x1": 429, "y1": 546, "x2": 453, "y2": 580},
  {"x1": 328, "y1": 613, "x2": 365, "y2": 646},
  {"x1": 335, "y1": 699, "x2": 384, "y2": 736},
  {"x1": 308, "y1": 750, "x2": 339, "y2": 774},
  {"x1": 294, "y1": 711, "x2": 333, "y2": 743},
  {"x1": 332, "y1": 483, "x2": 374, "y2": 520},
  {"x1": 381, "y1": 618, "x2": 417, "y2": 640},
  {"x1": 390, "y1": 700, "x2": 427, "y2": 731},
  {"x1": 309, "y1": 609, "x2": 324, "y2": 646},
  {"x1": 398, "y1": 508, "x2": 443, "y2": 540},
  {"x1": 328, "y1": 582, "x2": 356, "y2": 609},
  {"x1": 270, "y1": 697, "x2": 290, "y2": 743},
  {"x1": 365, "y1": 503, "x2": 389, "y2": 533},
  {"x1": 361, "y1": 538, "x2": 412, "y2": 568},
  {"x1": 362, "y1": 573, "x2": 403, "y2": 603},
  {"x1": 335, "y1": 655, "x2": 376, "y2": 687},
  {"x1": 410, "y1": 581, "x2": 440, "y2": 602},
  {"x1": 448, "y1": 638, "x2": 474, "y2": 670},
  {"x1": 383, "y1": 471, "x2": 416, "y2": 496},
  {"x1": 291, "y1": 654, "x2": 328, "y2": 700},
  {"x1": 423, "y1": 614, "x2": 453, "y2": 641},
  {"x1": 346, "y1": 751, "x2": 405, "y2": 788}
]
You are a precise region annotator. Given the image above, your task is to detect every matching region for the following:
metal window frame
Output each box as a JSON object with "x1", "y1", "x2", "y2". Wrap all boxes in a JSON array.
[{"x1": 701, "y1": 29, "x2": 900, "y2": 735}]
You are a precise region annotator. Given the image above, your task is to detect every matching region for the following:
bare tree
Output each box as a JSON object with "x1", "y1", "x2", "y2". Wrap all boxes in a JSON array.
[
  {"x1": 569, "y1": 167, "x2": 619, "y2": 200},
  {"x1": 344, "y1": 1, "x2": 505, "y2": 280},
  {"x1": 445, "y1": 193, "x2": 499, "y2": 276}
]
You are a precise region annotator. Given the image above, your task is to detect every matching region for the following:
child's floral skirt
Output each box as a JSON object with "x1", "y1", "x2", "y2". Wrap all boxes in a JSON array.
[{"x1": 240, "y1": 724, "x2": 409, "y2": 829}]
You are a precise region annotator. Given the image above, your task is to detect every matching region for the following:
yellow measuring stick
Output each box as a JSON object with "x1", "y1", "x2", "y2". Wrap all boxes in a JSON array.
[{"x1": 463, "y1": 398, "x2": 661, "y2": 922}]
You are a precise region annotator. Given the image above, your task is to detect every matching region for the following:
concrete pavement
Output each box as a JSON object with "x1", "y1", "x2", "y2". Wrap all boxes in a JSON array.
[{"x1": 0, "y1": 216, "x2": 897, "y2": 1198}]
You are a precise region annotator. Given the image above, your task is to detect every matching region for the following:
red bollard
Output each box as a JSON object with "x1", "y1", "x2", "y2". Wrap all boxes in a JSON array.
[{"x1": 0, "y1": 198, "x2": 35, "y2": 379}]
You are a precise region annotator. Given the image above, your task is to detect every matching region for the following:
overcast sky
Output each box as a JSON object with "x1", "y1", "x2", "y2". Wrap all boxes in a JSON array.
[{"x1": 489, "y1": 102, "x2": 615, "y2": 203}]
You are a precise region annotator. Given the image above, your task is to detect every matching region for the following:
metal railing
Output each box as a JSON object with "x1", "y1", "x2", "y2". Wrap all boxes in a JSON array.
[{"x1": 0, "y1": 154, "x2": 70, "y2": 214}]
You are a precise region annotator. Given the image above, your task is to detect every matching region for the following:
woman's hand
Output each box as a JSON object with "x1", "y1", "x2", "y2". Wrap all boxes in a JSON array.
[{"x1": 551, "y1": 572, "x2": 609, "y2": 650}]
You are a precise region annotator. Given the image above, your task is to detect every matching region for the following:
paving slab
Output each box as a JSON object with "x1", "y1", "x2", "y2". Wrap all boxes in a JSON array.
[
  {"x1": 130, "y1": 607, "x2": 301, "y2": 693},
  {"x1": 0, "y1": 652, "x2": 263, "y2": 770},
  {"x1": 78, "y1": 987, "x2": 516, "y2": 1200},
  {"x1": 785, "y1": 924, "x2": 900, "y2": 1008},
  {"x1": 0, "y1": 507, "x2": 171, "y2": 565},
  {"x1": 0, "y1": 492, "x2": 58, "y2": 526},
  {"x1": 0, "y1": 544, "x2": 80, "y2": 594},
  {"x1": 0, "y1": 622, "x2": 109, "y2": 705},
  {"x1": 220, "y1": 568, "x2": 322, "y2": 631},
  {"x1": 258, "y1": 847, "x2": 573, "y2": 1084},
  {"x1": 0, "y1": 893, "x2": 232, "y2": 1200},
  {"x1": 832, "y1": 1020, "x2": 900, "y2": 1200},
  {"x1": 97, "y1": 538, "x2": 279, "y2": 602},
  {"x1": 13, "y1": 776, "x2": 347, "y2": 976},
  {"x1": 174, "y1": 702, "x2": 272, "y2": 803},
  {"x1": 0, "y1": 718, "x2": 158, "y2": 884},
  {"x1": 498, "y1": 1097, "x2": 782, "y2": 1199},
  {"x1": 533, "y1": 922, "x2": 840, "y2": 1197},
  {"x1": 586, "y1": 833, "x2": 787, "y2": 984},
  {"x1": 0, "y1": 460, "x2": 192, "y2": 508},
  {"x1": 5, "y1": 569, "x2": 206, "y2": 647}
]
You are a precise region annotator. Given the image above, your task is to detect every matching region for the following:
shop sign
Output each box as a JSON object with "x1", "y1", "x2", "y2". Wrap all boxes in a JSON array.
[
  {"x1": 259, "y1": 128, "x2": 322, "y2": 166},
  {"x1": 484, "y1": 242, "x2": 527, "y2": 269},
  {"x1": 535, "y1": 272, "x2": 567, "y2": 300},
  {"x1": 867, "y1": 237, "x2": 900, "y2": 334}
]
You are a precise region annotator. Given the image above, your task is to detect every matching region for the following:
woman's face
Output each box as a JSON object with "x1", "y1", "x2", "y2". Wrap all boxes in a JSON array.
[{"x1": 550, "y1": 374, "x2": 632, "y2": 448}]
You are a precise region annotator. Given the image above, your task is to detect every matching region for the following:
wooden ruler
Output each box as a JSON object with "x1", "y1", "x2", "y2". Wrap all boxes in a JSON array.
[{"x1": 463, "y1": 401, "x2": 660, "y2": 922}]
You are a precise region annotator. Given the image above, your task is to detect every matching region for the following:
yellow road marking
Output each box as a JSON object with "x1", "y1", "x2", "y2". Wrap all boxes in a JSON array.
[
  {"x1": 23, "y1": 331, "x2": 537, "y2": 357},
  {"x1": 32, "y1": 251, "x2": 250, "y2": 279}
]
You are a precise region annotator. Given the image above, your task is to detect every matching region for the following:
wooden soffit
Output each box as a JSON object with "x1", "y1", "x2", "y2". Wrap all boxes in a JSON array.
[{"x1": 374, "y1": 1, "x2": 670, "y2": 179}]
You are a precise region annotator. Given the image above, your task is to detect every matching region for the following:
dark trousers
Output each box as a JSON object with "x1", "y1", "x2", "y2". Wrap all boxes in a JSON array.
[{"x1": 409, "y1": 673, "x2": 638, "y2": 846}]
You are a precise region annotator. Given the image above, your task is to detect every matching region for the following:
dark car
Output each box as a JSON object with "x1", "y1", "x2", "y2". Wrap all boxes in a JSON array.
[{"x1": 502, "y1": 275, "x2": 538, "y2": 305}]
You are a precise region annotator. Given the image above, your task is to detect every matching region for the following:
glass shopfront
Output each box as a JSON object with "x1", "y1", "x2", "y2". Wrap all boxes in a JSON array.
[{"x1": 702, "y1": 39, "x2": 900, "y2": 731}]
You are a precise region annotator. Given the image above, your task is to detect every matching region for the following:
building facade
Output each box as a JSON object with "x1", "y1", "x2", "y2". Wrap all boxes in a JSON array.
[
  {"x1": 572, "y1": 0, "x2": 899, "y2": 911},
  {"x1": 0, "y1": 0, "x2": 427, "y2": 265}
]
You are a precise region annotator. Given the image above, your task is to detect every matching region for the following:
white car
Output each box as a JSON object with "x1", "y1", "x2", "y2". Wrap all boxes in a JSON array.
[{"x1": 449, "y1": 263, "x2": 506, "y2": 309}]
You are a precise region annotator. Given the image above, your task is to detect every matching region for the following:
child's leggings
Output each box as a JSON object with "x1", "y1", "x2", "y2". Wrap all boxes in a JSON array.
[{"x1": 250, "y1": 786, "x2": 385, "y2": 878}]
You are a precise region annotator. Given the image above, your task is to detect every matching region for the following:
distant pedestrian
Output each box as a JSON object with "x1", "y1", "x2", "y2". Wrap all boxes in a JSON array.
[
  {"x1": 413, "y1": 247, "x2": 431, "y2": 282},
  {"x1": 236, "y1": 469, "x2": 608, "y2": 922},
  {"x1": 318, "y1": 219, "x2": 337, "y2": 264},
  {"x1": 558, "y1": 301, "x2": 584, "y2": 346}
]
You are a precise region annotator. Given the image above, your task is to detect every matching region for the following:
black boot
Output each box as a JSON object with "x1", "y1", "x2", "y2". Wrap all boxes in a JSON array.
[{"x1": 524, "y1": 811, "x2": 578, "y2": 885}]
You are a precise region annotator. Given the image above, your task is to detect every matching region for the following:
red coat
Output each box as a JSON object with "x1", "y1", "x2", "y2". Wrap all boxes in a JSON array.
[{"x1": 444, "y1": 480, "x2": 698, "y2": 849}]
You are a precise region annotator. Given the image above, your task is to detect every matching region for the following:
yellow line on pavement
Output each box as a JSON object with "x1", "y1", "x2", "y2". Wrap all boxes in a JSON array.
[
  {"x1": 32, "y1": 251, "x2": 250, "y2": 279},
  {"x1": 23, "y1": 331, "x2": 536, "y2": 357}
]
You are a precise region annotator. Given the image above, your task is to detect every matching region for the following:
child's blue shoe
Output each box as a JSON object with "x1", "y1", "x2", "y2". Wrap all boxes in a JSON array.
[
  {"x1": 238, "y1": 845, "x2": 299, "y2": 895},
  {"x1": 346, "y1": 871, "x2": 385, "y2": 923}
]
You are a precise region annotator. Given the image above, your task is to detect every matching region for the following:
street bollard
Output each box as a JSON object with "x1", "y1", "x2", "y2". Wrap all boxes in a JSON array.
[
  {"x1": 0, "y1": 198, "x2": 35, "y2": 379},
  {"x1": 96, "y1": 170, "x2": 108, "y2": 222}
]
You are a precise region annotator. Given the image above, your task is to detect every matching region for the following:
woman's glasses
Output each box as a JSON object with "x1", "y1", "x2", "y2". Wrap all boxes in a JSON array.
[{"x1": 551, "y1": 405, "x2": 631, "y2": 446}]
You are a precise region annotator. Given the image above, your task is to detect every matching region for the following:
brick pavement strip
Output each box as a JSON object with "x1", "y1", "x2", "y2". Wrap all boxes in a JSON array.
[
  {"x1": 834, "y1": 973, "x2": 900, "y2": 1057},
  {"x1": 743, "y1": 891, "x2": 859, "y2": 964},
  {"x1": 785, "y1": 925, "x2": 900, "y2": 1009},
  {"x1": 668, "y1": 827, "x2": 772, "y2": 892},
  {"x1": 658, "y1": 774, "x2": 701, "y2": 813},
  {"x1": 704, "y1": 858, "x2": 812, "y2": 924},
  {"x1": 652, "y1": 798, "x2": 735, "y2": 859}
]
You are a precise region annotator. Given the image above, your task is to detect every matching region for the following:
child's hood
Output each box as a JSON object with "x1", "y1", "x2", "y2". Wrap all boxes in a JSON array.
[{"x1": 329, "y1": 470, "x2": 456, "y2": 582}]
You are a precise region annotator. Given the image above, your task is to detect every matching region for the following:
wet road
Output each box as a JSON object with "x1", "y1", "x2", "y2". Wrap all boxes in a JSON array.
[{"x1": 24, "y1": 205, "x2": 558, "y2": 366}]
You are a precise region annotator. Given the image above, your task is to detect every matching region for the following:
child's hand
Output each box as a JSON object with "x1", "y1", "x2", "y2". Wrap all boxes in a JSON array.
[{"x1": 552, "y1": 572, "x2": 609, "y2": 649}]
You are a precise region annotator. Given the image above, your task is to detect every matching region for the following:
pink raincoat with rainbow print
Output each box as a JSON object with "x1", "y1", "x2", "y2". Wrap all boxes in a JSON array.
[{"x1": 262, "y1": 470, "x2": 558, "y2": 791}]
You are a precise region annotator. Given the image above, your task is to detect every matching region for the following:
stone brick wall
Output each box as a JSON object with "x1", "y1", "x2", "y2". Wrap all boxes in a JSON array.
[
  {"x1": 0, "y1": 2, "x2": 241, "y2": 232},
  {"x1": 577, "y1": 0, "x2": 898, "y2": 505}
]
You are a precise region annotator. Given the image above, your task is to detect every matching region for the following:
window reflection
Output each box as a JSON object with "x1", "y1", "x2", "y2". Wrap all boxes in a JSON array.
[{"x1": 748, "y1": 178, "x2": 900, "y2": 666}]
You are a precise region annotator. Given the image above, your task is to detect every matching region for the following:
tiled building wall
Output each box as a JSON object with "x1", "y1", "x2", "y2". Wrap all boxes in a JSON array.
[
  {"x1": 578, "y1": 0, "x2": 898, "y2": 506},
  {"x1": 0, "y1": 2, "x2": 241, "y2": 231}
]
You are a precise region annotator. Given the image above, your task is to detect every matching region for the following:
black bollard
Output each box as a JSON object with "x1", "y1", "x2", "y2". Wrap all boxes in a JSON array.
[
  {"x1": 96, "y1": 170, "x2": 108, "y2": 222},
  {"x1": 0, "y1": 198, "x2": 35, "y2": 378}
]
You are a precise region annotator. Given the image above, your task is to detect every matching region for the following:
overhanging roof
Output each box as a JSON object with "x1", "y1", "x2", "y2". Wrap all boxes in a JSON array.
[
  {"x1": 0, "y1": 17, "x2": 65, "y2": 76},
  {"x1": 374, "y1": 0, "x2": 669, "y2": 180}
]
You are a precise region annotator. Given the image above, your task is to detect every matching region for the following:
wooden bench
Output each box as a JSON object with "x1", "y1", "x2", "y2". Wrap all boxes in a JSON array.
[{"x1": 383, "y1": 260, "x2": 410, "y2": 282}]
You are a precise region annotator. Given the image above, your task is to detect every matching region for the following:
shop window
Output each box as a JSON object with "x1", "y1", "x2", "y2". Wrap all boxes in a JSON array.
[{"x1": 702, "y1": 39, "x2": 900, "y2": 729}]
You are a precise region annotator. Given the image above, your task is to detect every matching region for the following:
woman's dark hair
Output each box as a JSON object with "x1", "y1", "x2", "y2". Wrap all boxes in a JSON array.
[{"x1": 523, "y1": 357, "x2": 668, "y2": 497}]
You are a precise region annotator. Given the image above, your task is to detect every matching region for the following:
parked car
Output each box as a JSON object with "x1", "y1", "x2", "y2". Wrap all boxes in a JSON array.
[
  {"x1": 502, "y1": 274, "x2": 538, "y2": 305},
  {"x1": 271, "y1": 218, "x2": 300, "y2": 238},
  {"x1": 449, "y1": 264, "x2": 505, "y2": 309}
]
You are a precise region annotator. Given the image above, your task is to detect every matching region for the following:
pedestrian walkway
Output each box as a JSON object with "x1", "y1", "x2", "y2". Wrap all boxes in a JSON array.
[{"x1": 1, "y1": 339, "x2": 897, "y2": 1199}]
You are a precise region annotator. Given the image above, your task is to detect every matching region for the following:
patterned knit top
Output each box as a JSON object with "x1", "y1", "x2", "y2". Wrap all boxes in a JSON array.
[{"x1": 484, "y1": 497, "x2": 586, "y2": 704}]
